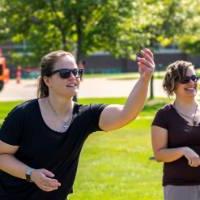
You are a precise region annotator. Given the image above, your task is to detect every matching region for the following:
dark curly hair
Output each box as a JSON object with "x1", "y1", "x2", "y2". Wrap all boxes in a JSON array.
[{"x1": 163, "y1": 60, "x2": 194, "y2": 96}]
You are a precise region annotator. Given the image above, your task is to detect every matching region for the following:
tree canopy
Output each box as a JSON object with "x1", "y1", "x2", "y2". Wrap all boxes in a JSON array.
[{"x1": 0, "y1": 0, "x2": 199, "y2": 66}]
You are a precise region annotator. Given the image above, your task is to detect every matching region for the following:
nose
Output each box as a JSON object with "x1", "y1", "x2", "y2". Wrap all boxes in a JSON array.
[
  {"x1": 189, "y1": 79, "x2": 195, "y2": 83},
  {"x1": 68, "y1": 72, "x2": 77, "y2": 79},
  {"x1": 188, "y1": 80, "x2": 196, "y2": 85}
]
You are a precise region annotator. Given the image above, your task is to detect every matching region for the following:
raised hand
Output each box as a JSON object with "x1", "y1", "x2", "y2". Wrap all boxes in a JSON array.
[
  {"x1": 136, "y1": 48, "x2": 155, "y2": 78},
  {"x1": 31, "y1": 168, "x2": 61, "y2": 192}
]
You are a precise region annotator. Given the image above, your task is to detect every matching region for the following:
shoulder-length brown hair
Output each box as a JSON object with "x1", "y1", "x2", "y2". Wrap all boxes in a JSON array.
[{"x1": 37, "y1": 50, "x2": 74, "y2": 98}]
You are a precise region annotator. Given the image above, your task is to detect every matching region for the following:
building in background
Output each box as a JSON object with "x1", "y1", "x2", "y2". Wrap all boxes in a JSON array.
[{"x1": 1, "y1": 42, "x2": 200, "y2": 76}]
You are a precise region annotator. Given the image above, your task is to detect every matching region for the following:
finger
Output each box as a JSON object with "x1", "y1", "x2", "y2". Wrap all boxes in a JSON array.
[
  {"x1": 136, "y1": 52, "x2": 143, "y2": 61},
  {"x1": 41, "y1": 180, "x2": 61, "y2": 188},
  {"x1": 188, "y1": 159, "x2": 193, "y2": 166},
  {"x1": 137, "y1": 58, "x2": 154, "y2": 69},
  {"x1": 41, "y1": 181, "x2": 61, "y2": 189},
  {"x1": 191, "y1": 158, "x2": 200, "y2": 166},
  {"x1": 143, "y1": 48, "x2": 154, "y2": 58},
  {"x1": 137, "y1": 63, "x2": 154, "y2": 74},
  {"x1": 42, "y1": 176, "x2": 60, "y2": 183},
  {"x1": 42, "y1": 177, "x2": 61, "y2": 187},
  {"x1": 40, "y1": 185, "x2": 59, "y2": 192},
  {"x1": 42, "y1": 169, "x2": 55, "y2": 178},
  {"x1": 190, "y1": 163, "x2": 199, "y2": 167},
  {"x1": 186, "y1": 157, "x2": 191, "y2": 164},
  {"x1": 141, "y1": 50, "x2": 154, "y2": 65}
]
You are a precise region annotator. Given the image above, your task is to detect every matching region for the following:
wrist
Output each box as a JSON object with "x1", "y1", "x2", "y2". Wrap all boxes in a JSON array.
[
  {"x1": 25, "y1": 167, "x2": 34, "y2": 182},
  {"x1": 179, "y1": 147, "x2": 188, "y2": 156},
  {"x1": 139, "y1": 74, "x2": 152, "y2": 82}
]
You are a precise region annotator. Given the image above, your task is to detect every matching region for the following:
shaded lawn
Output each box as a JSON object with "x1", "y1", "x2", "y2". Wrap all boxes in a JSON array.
[{"x1": 0, "y1": 98, "x2": 168, "y2": 200}]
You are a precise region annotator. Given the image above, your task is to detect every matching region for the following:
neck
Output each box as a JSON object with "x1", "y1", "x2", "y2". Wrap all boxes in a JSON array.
[
  {"x1": 47, "y1": 94, "x2": 73, "y2": 116},
  {"x1": 174, "y1": 97, "x2": 197, "y2": 109}
]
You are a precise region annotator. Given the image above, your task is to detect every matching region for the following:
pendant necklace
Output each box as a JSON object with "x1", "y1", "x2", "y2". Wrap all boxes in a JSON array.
[
  {"x1": 173, "y1": 103, "x2": 198, "y2": 126},
  {"x1": 47, "y1": 98, "x2": 72, "y2": 132}
]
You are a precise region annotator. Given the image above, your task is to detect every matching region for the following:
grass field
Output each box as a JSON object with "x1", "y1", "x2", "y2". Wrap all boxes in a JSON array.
[{"x1": 0, "y1": 98, "x2": 170, "y2": 200}]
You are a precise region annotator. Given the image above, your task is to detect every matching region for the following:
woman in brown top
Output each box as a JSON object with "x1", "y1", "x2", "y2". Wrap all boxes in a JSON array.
[{"x1": 152, "y1": 60, "x2": 200, "y2": 200}]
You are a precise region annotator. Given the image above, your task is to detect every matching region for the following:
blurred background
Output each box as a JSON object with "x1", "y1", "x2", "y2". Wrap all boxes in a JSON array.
[
  {"x1": 1, "y1": 1, "x2": 200, "y2": 199},
  {"x1": 0, "y1": 0, "x2": 200, "y2": 78}
]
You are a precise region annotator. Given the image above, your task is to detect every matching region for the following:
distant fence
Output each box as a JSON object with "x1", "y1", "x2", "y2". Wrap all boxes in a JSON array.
[
  {"x1": 5, "y1": 51, "x2": 200, "y2": 76},
  {"x1": 84, "y1": 52, "x2": 200, "y2": 73}
]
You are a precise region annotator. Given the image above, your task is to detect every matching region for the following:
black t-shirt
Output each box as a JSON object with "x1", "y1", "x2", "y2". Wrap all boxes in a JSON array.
[
  {"x1": 0, "y1": 99, "x2": 107, "y2": 200},
  {"x1": 152, "y1": 104, "x2": 200, "y2": 186}
]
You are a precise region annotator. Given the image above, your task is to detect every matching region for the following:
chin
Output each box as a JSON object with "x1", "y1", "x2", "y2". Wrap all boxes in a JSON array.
[
  {"x1": 187, "y1": 94, "x2": 196, "y2": 98},
  {"x1": 67, "y1": 91, "x2": 78, "y2": 98}
]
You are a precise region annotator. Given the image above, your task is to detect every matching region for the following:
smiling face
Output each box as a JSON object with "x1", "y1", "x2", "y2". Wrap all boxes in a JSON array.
[
  {"x1": 44, "y1": 54, "x2": 81, "y2": 98},
  {"x1": 163, "y1": 60, "x2": 197, "y2": 97},
  {"x1": 174, "y1": 66, "x2": 198, "y2": 99}
]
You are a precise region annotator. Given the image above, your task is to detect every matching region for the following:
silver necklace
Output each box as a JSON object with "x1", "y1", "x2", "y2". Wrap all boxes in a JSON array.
[
  {"x1": 47, "y1": 98, "x2": 72, "y2": 131},
  {"x1": 173, "y1": 103, "x2": 198, "y2": 126}
]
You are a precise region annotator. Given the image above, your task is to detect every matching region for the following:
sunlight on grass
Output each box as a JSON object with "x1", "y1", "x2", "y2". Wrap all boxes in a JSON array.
[{"x1": 70, "y1": 118, "x2": 163, "y2": 200}]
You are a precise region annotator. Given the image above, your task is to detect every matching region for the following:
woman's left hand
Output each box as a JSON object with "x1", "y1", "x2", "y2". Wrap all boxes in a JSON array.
[{"x1": 137, "y1": 48, "x2": 155, "y2": 79}]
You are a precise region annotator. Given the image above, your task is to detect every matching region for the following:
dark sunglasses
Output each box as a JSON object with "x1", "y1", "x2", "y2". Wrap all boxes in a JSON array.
[
  {"x1": 179, "y1": 75, "x2": 199, "y2": 84},
  {"x1": 50, "y1": 68, "x2": 84, "y2": 79}
]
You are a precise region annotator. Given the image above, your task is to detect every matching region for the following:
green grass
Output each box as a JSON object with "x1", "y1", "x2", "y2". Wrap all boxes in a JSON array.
[
  {"x1": 71, "y1": 118, "x2": 162, "y2": 200},
  {"x1": 0, "y1": 98, "x2": 168, "y2": 200}
]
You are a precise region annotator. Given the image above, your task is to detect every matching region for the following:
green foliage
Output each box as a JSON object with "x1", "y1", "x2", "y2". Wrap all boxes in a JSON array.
[
  {"x1": 176, "y1": 1, "x2": 200, "y2": 54},
  {"x1": 0, "y1": 0, "x2": 199, "y2": 66},
  {"x1": 0, "y1": 0, "x2": 136, "y2": 63}
]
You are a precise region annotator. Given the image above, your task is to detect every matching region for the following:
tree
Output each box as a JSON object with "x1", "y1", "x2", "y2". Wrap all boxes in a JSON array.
[
  {"x1": 0, "y1": 0, "x2": 136, "y2": 65},
  {"x1": 0, "y1": 0, "x2": 199, "y2": 75},
  {"x1": 176, "y1": 1, "x2": 200, "y2": 55},
  {"x1": 129, "y1": 0, "x2": 198, "y2": 99}
]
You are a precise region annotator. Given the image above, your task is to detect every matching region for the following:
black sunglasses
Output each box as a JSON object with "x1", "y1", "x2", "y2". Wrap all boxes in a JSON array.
[
  {"x1": 50, "y1": 68, "x2": 84, "y2": 79},
  {"x1": 179, "y1": 75, "x2": 199, "y2": 84}
]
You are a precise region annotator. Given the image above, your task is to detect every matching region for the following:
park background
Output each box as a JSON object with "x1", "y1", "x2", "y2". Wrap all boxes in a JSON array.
[{"x1": 1, "y1": 0, "x2": 200, "y2": 199}]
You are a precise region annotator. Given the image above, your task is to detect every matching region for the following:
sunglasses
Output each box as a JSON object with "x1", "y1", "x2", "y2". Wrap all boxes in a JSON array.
[
  {"x1": 50, "y1": 68, "x2": 84, "y2": 79},
  {"x1": 179, "y1": 75, "x2": 199, "y2": 84}
]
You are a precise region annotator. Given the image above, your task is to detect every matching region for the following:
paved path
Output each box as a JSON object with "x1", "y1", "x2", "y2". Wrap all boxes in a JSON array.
[{"x1": 0, "y1": 78, "x2": 166, "y2": 101}]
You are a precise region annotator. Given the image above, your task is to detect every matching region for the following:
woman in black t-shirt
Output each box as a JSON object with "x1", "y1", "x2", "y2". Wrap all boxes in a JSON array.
[
  {"x1": 152, "y1": 61, "x2": 200, "y2": 200},
  {"x1": 0, "y1": 49, "x2": 155, "y2": 200}
]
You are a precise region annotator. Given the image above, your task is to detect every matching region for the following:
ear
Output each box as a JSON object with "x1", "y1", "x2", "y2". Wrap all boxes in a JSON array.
[{"x1": 43, "y1": 76, "x2": 51, "y2": 88}]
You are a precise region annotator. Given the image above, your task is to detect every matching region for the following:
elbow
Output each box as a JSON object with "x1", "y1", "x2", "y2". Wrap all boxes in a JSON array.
[
  {"x1": 120, "y1": 113, "x2": 138, "y2": 126},
  {"x1": 120, "y1": 107, "x2": 139, "y2": 123},
  {"x1": 154, "y1": 156, "x2": 162, "y2": 162},
  {"x1": 153, "y1": 153, "x2": 164, "y2": 162}
]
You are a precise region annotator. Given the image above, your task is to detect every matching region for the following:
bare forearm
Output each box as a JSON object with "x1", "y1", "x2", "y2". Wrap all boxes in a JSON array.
[
  {"x1": 155, "y1": 147, "x2": 185, "y2": 162},
  {"x1": 99, "y1": 48, "x2": 155, "y2": 131},
  {"x1": 0, "y1": 154, "x2": 30, "y2": 180},
  {"x1": 0, "y1": 154, "x2": 61, "y2": 191},
  {"x1": 122, "y1": 76, "x2": 151, "y2": 122}
]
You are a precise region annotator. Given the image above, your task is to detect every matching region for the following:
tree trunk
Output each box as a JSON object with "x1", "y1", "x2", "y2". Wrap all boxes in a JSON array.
[
  {"x1": 149, "y1": 40, "x2": 156, "y2": 100},
  {"x1": 76, "y1": 15, "x2": 83, "y2": 62},
  {"x1": 149, "y1": 74, "x2": 154, "y2": 100},
  {"x1": 61, "y1": 30, "x2": 67, "y2": 50},
  {"x1": 122, "y1": 57, "x2": 129, "y2": 72}
]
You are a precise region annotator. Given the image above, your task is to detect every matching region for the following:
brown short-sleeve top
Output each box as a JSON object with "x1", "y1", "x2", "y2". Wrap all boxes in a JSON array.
[{"x1": 152, "y1": 104, "x2": 200, "y2": 186}]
